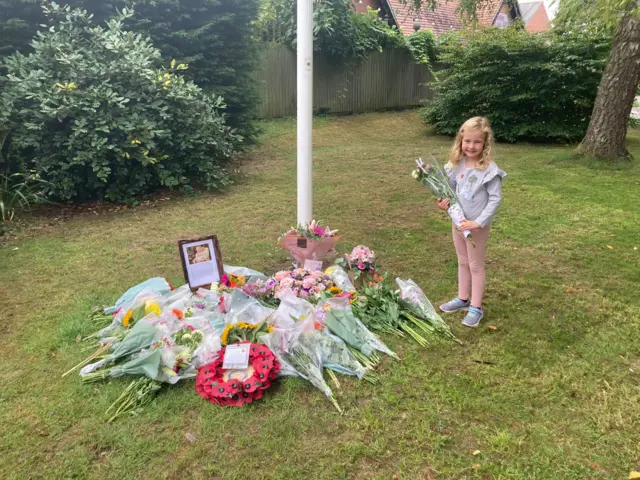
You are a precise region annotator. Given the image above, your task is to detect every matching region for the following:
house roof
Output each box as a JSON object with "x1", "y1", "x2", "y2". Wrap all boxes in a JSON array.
[
  {"x1": 385, "y1": 0, "x2": 509, "y2": 36},
  {"x1": 519, "y1": 1, "x2": 542, "y2": 22}
]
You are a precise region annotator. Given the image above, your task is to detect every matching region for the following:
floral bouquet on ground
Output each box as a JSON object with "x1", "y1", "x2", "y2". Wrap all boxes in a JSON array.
[
  {"x1": 412, "y1": 157, "x2": 475, "y2": 247},
  {"x1": 278, "y1": 220, "x2": 340, "y2": 266},
  {"x1": 271, "y1": 268, "x2": 333, "y2": 302},
  {"x1": 336, "y1": 245, "x2": 376, "y2": 288}
]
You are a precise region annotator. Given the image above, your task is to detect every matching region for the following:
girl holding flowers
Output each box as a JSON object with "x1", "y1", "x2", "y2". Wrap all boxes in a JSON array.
[{"x1": 436, "y1": 117, "x2": 506, "y2": 327}]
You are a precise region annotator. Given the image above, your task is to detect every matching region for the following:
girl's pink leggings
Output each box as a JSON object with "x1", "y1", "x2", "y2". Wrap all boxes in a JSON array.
[{"x1": 452, "y1": 225, "x2": 490, "y2": 308}]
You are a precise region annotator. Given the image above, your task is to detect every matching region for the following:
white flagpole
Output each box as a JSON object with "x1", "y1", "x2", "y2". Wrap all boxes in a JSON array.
[{"x1": 296, "y1": 0, "x2": 313, "y2": 226}]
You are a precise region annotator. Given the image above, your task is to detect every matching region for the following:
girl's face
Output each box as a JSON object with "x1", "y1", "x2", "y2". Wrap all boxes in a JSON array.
[{"x1": 461, "y1": 130, "x2": 485, "y2": 161}]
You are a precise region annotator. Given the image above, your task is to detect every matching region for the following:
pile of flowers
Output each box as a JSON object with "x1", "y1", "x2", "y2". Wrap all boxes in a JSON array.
[
  {"x1": 272, "y1": 268, "x2": 333, "y2": 300},
  {"x1": 66, "y1": 247, "x2": 459, "y2": 421}
]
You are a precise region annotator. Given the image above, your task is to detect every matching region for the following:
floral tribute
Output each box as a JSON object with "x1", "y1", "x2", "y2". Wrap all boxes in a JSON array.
[
  {"x1": 272, "y1": 268, "x2": 333, "y2": 300},
  {"x1": 196, "y1": 343, "x2": 280, "y2": 406},
  {"x1": 278, "y1": 220, "x2": 340, "y2": 265}
]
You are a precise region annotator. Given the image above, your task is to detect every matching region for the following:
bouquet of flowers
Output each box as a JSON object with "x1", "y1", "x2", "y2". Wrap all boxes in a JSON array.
[
  {"x1": 242, "y1": 279, "x2": 279, "y2": 308},
  {"x1": 271, "y1": 268, "x2": 333, "y2": 301},
  {"x1": 336, "y1": 245, "x2": 377, "y2": 288},
  {"x1": 412, "y1": 157, "x2": 474, "y2": 246},
  {"x1": 220, "y1": 321, "x2": 274, "y2": 346},
  {"x1": 278, "y1": 220, "x2": 340, "y2": 265}
]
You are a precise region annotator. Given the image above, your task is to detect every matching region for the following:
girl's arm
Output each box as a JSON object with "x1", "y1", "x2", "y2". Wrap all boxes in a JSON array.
[{"x1": 474, "y1": 177, "x2": 503, "y2": 228}]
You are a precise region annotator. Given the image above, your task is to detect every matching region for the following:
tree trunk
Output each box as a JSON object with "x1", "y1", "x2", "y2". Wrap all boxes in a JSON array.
[{"x1": 579, "y1": 13, "x2": 640, "y2": 161}]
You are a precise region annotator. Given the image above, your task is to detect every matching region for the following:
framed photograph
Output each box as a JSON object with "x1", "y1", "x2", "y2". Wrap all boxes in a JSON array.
[{"x1": 178, "y1": 235, "x2": 224, "y2": 291}]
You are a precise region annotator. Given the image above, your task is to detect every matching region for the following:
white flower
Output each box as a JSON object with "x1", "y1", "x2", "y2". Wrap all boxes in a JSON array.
[{"x1": 411, "y1": 169, "x2": 420, "y2": 180}]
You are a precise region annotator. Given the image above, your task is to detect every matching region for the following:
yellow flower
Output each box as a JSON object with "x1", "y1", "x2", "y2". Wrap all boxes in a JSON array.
[
  {"x1": 122, "y1": 309, "x2": 133, "y2": 327},
  {"x1": 328, "y1": 286, "x2": 342, "y2": 294},
  {"x1": 145, "y1": 302, "x2": 161, "y2": 316},
  {"x1": 267, "y1": 326, "x2": 275, "y2": 333},
  {"x1": 221, "y1": 323, "x2": 234, "y2": 345}
]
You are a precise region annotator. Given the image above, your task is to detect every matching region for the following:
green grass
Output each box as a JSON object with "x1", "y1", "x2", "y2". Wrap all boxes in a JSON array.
[{"x1": 1, "y1": 111, "x2": 639, "y2": 479}]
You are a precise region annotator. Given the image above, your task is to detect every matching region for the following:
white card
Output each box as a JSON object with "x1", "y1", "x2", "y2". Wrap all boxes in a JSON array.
[
  {"x1": 223, "y1": 343, "x2": 250, "y2": 370},
  {"x1": 304, "y1": 259, "x2": 323, "y2": 272}
]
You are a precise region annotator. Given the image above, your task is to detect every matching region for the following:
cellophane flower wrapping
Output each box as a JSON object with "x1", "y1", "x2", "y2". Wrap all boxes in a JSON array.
[
  {"x1": 278, "y1": 234, "x2": 340, "y2": 266},
  {"x1": 316, "y1": 330, "x2": 367, "y2": 379},
  {"x1": 321, "y1": 297, "x2": 397, "y2": 359},
  {"x1": 225, "y1": 289, "x2": 275, "y2": 326},
  {"x1": 396, "y1": 278, "x2": 454, "y2": 337},
  {"x1": 324, "y1": 265, "x2": 356, "y2": 292}
]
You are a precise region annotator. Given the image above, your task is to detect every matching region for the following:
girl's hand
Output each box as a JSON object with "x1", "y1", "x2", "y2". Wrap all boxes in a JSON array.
[
  {"x1": 436, "y1": 198, "x2": 450, "y2": 210},
  {"x1": 459, "y1": 220, "x2": 481, "y2": 231}
]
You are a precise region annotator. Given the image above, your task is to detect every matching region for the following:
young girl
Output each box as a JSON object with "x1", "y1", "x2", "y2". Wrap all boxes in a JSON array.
[{"x1": 437, "y1": 117, "x2": 506, "y2": 327}]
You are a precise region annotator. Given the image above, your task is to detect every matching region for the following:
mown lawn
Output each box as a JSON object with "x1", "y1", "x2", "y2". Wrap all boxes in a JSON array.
[{"x1": 1, "y1": 111, "x2": 639, "y2": 480}]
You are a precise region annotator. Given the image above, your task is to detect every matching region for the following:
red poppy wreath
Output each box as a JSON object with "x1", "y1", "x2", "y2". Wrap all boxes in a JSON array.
[{"x1": 196, "y1": 343, "x2": 280, "y2": 406}]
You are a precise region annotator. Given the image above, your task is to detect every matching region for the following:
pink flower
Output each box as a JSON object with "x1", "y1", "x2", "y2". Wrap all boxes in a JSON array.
[
  {"x1": 425, "y1": 163, "x2": 432, "y2": 169},
  {"x1": 302, "y1": 277, "x2": 317, "y2": 289},
  {"x1": 299, "y1": 289, "x2": 310, "y2": 297},
  {"x1": 187, "y1": 325, "x2": 195, "y2": 331},
  {"x1": 358, "y1": 263, "x2": 365, "y2": 270},
  {"x1": 280, "y1": 277, "x2": 295, "y2": 289},
  {"x1": 274, "y1": 271, "x2": 288, "y2": 281}
]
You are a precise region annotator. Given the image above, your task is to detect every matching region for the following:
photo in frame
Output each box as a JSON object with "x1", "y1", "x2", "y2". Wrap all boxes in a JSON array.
[{"x1": 178, "y1": 236, "x2": 224, "y2": 291}]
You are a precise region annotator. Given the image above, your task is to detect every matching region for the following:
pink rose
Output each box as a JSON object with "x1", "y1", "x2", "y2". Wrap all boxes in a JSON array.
[
  {"x1": 274, "y1": 271, "x2": 288, "y2": 281},
  {"x1": 302, "y1": 277, "x2": 317, "y2": 289},
  {"x1": 358, "y1": 263, "x2": 365, "y2": 270},
  {"x1": 280, "y1": 277, "x2": 294, "y2": 289}
]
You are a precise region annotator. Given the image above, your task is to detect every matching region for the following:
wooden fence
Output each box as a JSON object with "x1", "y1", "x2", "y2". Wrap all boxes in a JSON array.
[{"x1": 255, "y1": 44, "x2": 435, "y2": 118}]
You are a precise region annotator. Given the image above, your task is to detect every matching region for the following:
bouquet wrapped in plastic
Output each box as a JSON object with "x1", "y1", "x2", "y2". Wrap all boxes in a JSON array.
[
  {"x1": 412, "y1": 157, "x2": 475, "y2": 247},
  {"x1": 396, "y1": 278, "x2": 457, "y2": 341},
  {"x1": 278, "y1": 220, "x2": 340, "y2": 265},
  {"x1": 262, "y1": 318, "x2": 342, "y2": 412}
]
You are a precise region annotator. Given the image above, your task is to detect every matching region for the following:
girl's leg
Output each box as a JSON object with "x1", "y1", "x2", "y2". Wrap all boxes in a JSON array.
[
  {"x1": 467, "y1": 226, "x2": 491, "y2": 308},
  {"x1": 452, "y1": 225, "x2": 471, "y2": 301}
]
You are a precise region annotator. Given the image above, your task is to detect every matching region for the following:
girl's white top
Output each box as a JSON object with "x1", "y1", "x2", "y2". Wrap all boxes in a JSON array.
[{"x1": 445, "y1": 159, "x2": 506, "y2": 228}]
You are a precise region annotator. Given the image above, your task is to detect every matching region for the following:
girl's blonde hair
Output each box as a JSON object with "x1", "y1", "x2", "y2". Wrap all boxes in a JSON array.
[{"x1": 447, "y1": 116, "x2": 494, "y2": 170}]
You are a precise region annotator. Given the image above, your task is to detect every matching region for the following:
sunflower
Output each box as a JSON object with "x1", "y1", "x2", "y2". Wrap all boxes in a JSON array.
[{"x1": 122, "y1": 309, "x2": 133, "y2": 327}]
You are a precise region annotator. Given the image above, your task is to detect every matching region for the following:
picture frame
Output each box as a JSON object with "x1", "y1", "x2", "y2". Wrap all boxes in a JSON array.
[{"x1": 178, "y1": 235, "x2": 224, "y2": 291}]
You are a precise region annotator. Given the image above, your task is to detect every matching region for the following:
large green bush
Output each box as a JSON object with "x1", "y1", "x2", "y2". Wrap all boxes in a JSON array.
[
  {"x1": 0, "y1": 0, "x2": 260, "y2": 141},
  {"x1": 0, "y1": 4, "x2": 239, "y2": 203},
  {"x1": 422, "y1": 27, "x2": 611, "y2": 142}
]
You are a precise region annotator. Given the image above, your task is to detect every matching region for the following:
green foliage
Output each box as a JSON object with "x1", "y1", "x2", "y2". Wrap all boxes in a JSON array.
[
  {"x1": 0, "y1": 171, "x2": 49, "y2": 225},
  {"x1": 0, "y1": 0, "x2": 261, "y2": 141},
  {"x1": 0, "y1": 4, "x2": 239, "y2": 203},
  {"x1": 554, "y1": 0, "x2": 639, "y2": 34},
  {"x1": 405, "y1": 29, "x2": 439, "y2": 64},
  {"x1": 422, "y1": 27, "x2": 611, "y2": 142},
  {"x1": 258, "y1": 0, "x2": 437, "y2": 64}
]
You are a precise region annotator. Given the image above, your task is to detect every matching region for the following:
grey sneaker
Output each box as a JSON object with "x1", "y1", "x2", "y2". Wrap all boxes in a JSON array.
[
  {"x1": 462, "y1": 307, "x2": 484, "y2": 327},
  {"x1": 440, "y1": 297, "x2": 470, "y2": 313}
]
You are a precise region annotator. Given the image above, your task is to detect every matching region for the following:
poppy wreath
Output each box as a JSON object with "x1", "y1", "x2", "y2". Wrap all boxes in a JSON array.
[{"x1": 195, "y1": 342, "x2": 281, "y2": 406}]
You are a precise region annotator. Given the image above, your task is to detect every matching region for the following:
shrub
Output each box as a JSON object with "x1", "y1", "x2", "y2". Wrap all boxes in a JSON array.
[
  {"x1": 257, "y1": 0, "x2": 436, "y2": 65},
  {"x1": 422, "y1": 27, "x2": 610, "y2": 142},
  {"x1": 0, "y1": 4, "x2": 239, "y2": 203},
  {"x1": 0, "y1": 0, "x2": 261, "y2": 141}
]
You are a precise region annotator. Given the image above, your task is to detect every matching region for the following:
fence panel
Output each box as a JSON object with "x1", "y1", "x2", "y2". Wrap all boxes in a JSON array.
[{"x1": 255, "y1": 44, "x2": 434, "y2": 118}]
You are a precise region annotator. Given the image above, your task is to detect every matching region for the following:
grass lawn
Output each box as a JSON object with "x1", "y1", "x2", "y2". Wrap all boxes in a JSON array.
[{"x1": 1, "y1": 111, "x2": 639, "y2": 480}]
